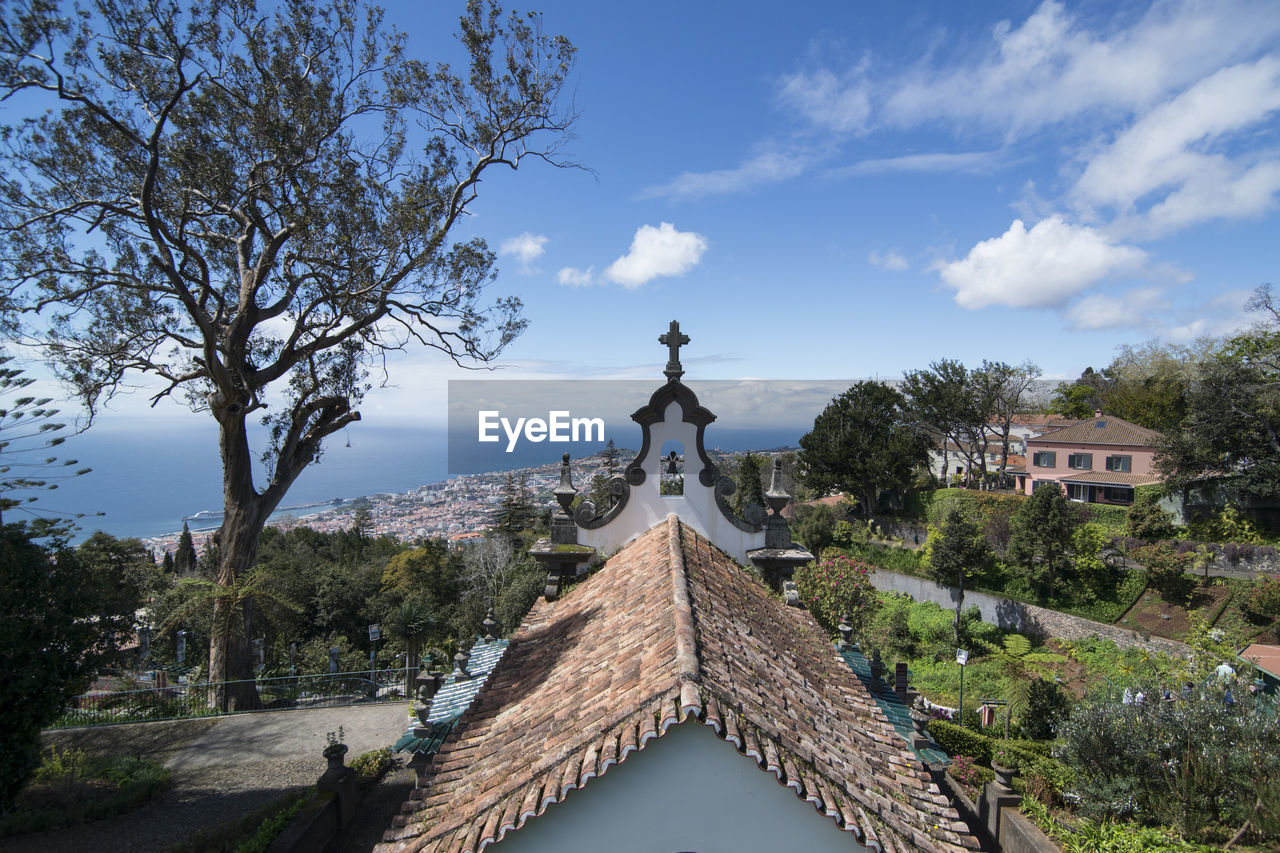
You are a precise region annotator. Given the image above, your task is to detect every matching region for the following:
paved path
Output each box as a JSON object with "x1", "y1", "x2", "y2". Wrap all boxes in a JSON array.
[{"x1": 11, "y1": 702, "x2": 411, "y2": 853}]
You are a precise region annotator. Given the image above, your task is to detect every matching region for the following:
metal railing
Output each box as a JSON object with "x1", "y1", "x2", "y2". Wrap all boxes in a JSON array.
[{"x1": 52, "y1": 669, "x2": 410, "y2": 728}]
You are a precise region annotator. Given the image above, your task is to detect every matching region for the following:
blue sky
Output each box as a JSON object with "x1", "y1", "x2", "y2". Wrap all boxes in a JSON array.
[
  {"x1": 400, "y1": 0, "x2": 1280, "y2": 401},
  {"x1": 10, "y1": 0, "x2": 1280, "y2": 529}
]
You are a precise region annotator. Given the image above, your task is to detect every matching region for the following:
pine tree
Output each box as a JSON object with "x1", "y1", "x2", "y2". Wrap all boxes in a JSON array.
[
  {"x1": 734, "y1": 451, "x2": 765, "y2": 514},
  {"x1": 602, "y1": 439, "x2": 620, "y2": 474},
  {"x1": 1006, "y1": 484, "x2": 1080, "y2": 598},
  {"x1": 175, "y1": 523, "x2": 197, "y2": 575}
]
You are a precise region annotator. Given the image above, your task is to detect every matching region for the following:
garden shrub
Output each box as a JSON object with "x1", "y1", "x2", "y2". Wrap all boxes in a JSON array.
[
  {"x1": 793, "y1": 553, "x2": 877, "y2": 639},
  {"x1": 1130, "y1": 542, "x2": 1194, "y2": 603},
  {"x1": 1021, "y1": 756, "x2": 1075, "y2": 808},
  {"x1": 349, "y1": 747, "x2": 393, "y2": 788},
  {"x1": 0, "y1": 751, "x2": 171, "y2": 838},
  {"x1": 927, "y1": 720, "x2": 992, "y2": 764},
  {"x1": 1242, "y1": 575, "x2": 1280, "y2": 623},
  {"x1": 1056, "y1": 688, "x2": 1280, "y2": 843},
  {"x1": 1021, "y1": 678, "x2": 1070, "y2": 740},
  {"x1": 791, "y1": 503, "x2": 841, "y2": 555},
  {"x1": 1060, "y1": 819, "x2": 1217, "y2": 853},
  {"x1": 1126, "y1": 491, "x2": 1177, "y2": 541}
]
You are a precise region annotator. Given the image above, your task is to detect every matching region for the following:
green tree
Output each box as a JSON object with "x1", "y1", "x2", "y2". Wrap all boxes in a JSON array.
[
  {"x1": 733, "y1": 451, "x2": 765, "y2": 514},
  {"x1": 977, "y1": 634, "x2": 1066, "y2": 726},
  {"x1": 601, "y1": 438, "x2": 620, "y2": 474},
  {"x1": 77, "y1": 531, "x2": 166, "y2": 603},
  {"x1": 1006, "y1": 484, "x2": 1080, "y2": 598},
  {"x1": 799, "y1": 381, "x2": 927, "y2": 517},
  {"x1": 1131, "y1": 542, "x2": 1194, "y2": 604},
  {"x1": 387, "y1": 600, "x2": 434, "y2": 676},
  {"x1": 902, "y1": 359, "x2": 975, "y2": 484},
  {"x1": 1125, "y1": 491, "x2": 1176, "y2": 541},
  {"x1": 1100, "y1": 340, "x2": 1199, "y2": 433},
  {"x1": 1158, "y1": 286, "x2": 1280, "y2": 499},
  {"x1": 491, "y1": 472, "x2": 534, "y2": 538},
  {"x1": 922, "y1": 507, "x2": 991, "y2": 645},
  {"x1": 174, "y1": 522, "x2": 198, "y2": 575},
  {"x1": 790, "y1": 502, "x2": 840, "y2": 554},
  {"x1": 0, "y1": 0, "x2": 577, "y2": 706},
  {"x1": 1049, "y1": 367, "x2": 1111, "y2": 419},
  {"x1": 0, "y1": 523, "x2": 142, "y2": 809}
]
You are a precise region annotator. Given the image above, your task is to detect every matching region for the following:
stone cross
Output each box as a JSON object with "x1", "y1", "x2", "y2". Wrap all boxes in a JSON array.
[{"x1": 659, "y1": 320, "x2": 690, "y2": 381}]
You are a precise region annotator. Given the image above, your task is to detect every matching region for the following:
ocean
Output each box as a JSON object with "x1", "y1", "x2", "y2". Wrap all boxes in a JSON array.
[
  {"x1": 42, "y1": 422, "x2": 448, "y2": 541},
  {"x1": 38, "y1": 419, "x2": 804, "y2": 542}
]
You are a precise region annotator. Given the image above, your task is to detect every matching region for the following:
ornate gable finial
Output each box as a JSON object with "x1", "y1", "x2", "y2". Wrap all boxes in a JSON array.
[{"x1": 659, "y1": 320, "x2": 690, "y2": 382}]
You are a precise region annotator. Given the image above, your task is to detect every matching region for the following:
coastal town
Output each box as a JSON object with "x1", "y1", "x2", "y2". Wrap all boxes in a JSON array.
[{"x1": 138, "y1": 450, "x2": 649, "y2": 556}]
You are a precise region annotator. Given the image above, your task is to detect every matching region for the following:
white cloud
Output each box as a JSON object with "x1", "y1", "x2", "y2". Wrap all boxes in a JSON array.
[
  {"x1": 883, "y1": 0, "x2": 1280, "y2": 135},
  {"x1": 937, "y1": 216, "x2": 1147, "y2": 310},
  {"x1": 556, "y1": 266, "x2": 594, "y2": 287},
  {"x1": 829, "y1": 150, "x2": 1004, "y2": 178},
  {"x1": 498, "y1": 232, "x2": 548, "y2": 272},
  {"x1": 868, "y1": 250, "x2": 909, "y2": 271},
  {"x1": 777, "y1": 65, "x2": 872, "y2": 134},
  {"x1": 1162, "y1": 289, "x2": 1257, "y2": 342},
  {"x1": 1065, "y1": 287, "x2": 1169, "y2": 330},
  {"x1": 605, "y1": 223, "x2": 708, "y2": 289},
  {"x1": 1073, "y1": 57, "x2": 1280, "y2": 235},
  {"x1": 638, "y1": 150, "x2": 808, "y2": 200}
]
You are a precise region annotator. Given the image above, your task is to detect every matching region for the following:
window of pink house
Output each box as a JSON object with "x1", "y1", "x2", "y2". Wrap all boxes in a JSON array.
[
  {"x1": 1106, "y1": 455, "x2": 1132, "y2": 472},
  {"x1": 1067, "y1": 453, "x2": 1092, "y2": 470}
]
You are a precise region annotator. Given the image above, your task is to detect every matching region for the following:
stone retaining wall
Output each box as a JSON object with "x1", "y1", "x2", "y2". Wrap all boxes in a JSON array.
[{"x1": 869, "y1": 568, "x2": 1194, "y2": 659}]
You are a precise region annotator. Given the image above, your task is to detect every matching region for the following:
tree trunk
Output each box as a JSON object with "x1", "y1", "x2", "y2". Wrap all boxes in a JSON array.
[{"x1": 207, "y1": 410, "x2": 269, "y2": 711}]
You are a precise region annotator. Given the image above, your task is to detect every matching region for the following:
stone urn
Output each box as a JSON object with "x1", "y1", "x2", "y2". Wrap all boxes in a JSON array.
[
  {"x1": 991, "y1": 760, "x2": 1016, "y2": 789},
  {"x1": 323, "y1": 742, "x2": 348, "y2": 772}
]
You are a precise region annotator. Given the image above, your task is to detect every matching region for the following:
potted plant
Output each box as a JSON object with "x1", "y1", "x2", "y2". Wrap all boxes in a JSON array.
[
  {"x1": 323, "y1": 727, "x2": 348, "y2": 769},
  {"x1": 990, "y1": 748, "x2": 1017, "y2": 788}
]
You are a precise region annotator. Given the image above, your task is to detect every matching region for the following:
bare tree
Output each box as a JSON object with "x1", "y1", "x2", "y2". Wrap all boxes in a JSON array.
[
  {"x1": 977, "y1": 359, "x2": 1041, "y2": 478},
  {"x1": 461, "y1": 535, "x2": 519, "y2": 602},
  {"x1": 0, "y1": 0, "x2": 577, "y2": 708}
]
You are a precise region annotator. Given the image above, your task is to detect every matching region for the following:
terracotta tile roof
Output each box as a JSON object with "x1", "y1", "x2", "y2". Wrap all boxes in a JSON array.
[
  {"x1": 1240, "y1": 643, "x2": 1280, "y2": 680},
  {"x1": 1028, "y1": 415, "x2": 1160, "y2": 448},
  {"x1": 1056, "y1": 471, "x2": 1162, "y2": 487},
  {"x1": 376, "y1": 516, "x2": 977, "y2": 853}
]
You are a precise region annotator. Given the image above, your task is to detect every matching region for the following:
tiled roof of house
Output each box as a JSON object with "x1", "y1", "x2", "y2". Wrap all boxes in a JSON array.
[
  {"x1": 1056, "y1": 471, "x2": 1162, "y2": 487},
  {"x1": 377, "y1": 515, "x2": 977, "y2": 853},
  {"x1": 1008, "y1": 414, "x2": 1081, "y2": 429},
  {"x1": 1240, "y1": 643, "x2": 1280, "y2": 680},
  {"x1": 1028, "y1": 415, "x2": 1160, "y2": 447}
]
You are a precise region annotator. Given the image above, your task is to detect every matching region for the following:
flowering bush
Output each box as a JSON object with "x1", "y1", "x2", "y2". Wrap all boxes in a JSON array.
[
  {"x1": 948, "y1": 754, "x2": 982, "y2": 788},
  {"x1": 794, "y1": 554, "x2": 877, "y2": 639}
]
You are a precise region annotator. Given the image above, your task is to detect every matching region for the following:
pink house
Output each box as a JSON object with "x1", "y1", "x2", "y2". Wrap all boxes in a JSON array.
[{"x1": 1017, "y1": 414, "x2": 1162, "y2": 506}]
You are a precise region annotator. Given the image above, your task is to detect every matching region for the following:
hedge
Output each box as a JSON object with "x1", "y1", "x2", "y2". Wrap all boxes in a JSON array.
[
  {"x1": 1084, "y1": 503, "x2": 1128, "y2": 534},
  {"x1": 927, "y1": 720, "x2": 992, "y2": 763},
  {"x1": 926, "y1": 720, "x2": 1051, "y2": 769},
  {"x1": 920, "y1": 488, "x2": 1026, "y2": 526}
]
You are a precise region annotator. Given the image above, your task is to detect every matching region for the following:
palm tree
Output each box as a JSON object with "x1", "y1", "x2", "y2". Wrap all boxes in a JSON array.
[{"x1": 387, "y1": 601, "x2": 435, "y2": 687}]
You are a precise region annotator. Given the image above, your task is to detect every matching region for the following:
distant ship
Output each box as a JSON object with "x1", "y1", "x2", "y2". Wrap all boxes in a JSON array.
[{"x1": 182, "y1": 509, "x2": 223, "y2": 522}]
